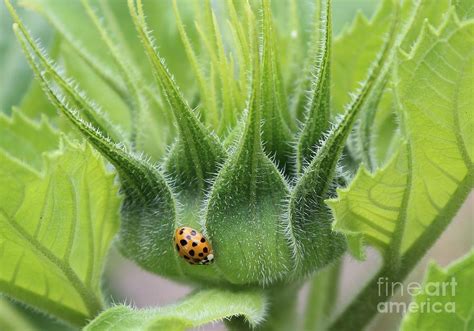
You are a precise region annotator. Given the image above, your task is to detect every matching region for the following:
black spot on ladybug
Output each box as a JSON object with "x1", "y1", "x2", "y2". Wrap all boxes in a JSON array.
[
  {"x1": 189, "y1": 250, "x2": 195, "y2": 256},
  {"x1": 183, "y1": 255, "x2": 190, "y2": 260},
  {"x1": 180, "y1": 239, "x2": 187, "y2": 246},
  {"x1": 191, "y1": 230, "x2": 197, "y2": 236},
  {"x1": 186, "y1": 235, "x2": 192, "y2": 240},
  {"x1": 203, "y1": 247, "x2": 208, "y2": 253},
  {"x1": 192, "y1": 242, "x2": 198, "y2": 247},
  {"x1": 199, "y1": 252, "x2": 204, "y2": 257},
  {"x1": 179, "y1": 230, "x2": 184, "y2": 235},
  {"x1": 200, "y1": 237, "x2": 206, "y2": 243},
  {"x1": 176, "y1": 244, "x2": 180, "y2": 251}
]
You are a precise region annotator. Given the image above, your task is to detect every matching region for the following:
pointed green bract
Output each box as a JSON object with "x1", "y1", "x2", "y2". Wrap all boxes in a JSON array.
[
  {"x1": 194, "y1": 0, "x2": 245, "y2": 133},
  {"x1": 81, "y1": 0, "x2": 146, "y2": 146},
  {"x1": 205, "y1": 64, "x2": 292, "y2": 285},
  {"x1": 260, "y1": 0, "x2": 292, "y2": 173},
  {"x1": 6, "y1": 1, "x2": 125, "y2": 144},
  {"x1": 128, "y1": 0, "x2": 226, "y2": 194},
  {"x1": 332, "y1": 0, "x2": 400, "y2": 170},
  {"x1": 9, "y1": 6, "x2": 182, "y2": 278},
  {"x1": 0, "y1": 138, "x2": 120, "y2": 327},
  {"x1": 328, "y1": 14, "x2": 474, "y2": 260},
  {"x1": 18, "y1": 0, "x2": 177, "y2": 157},
  {"x1": 288, "y1": 4, "x2": 396, "y2": 275},
  {"x1": 342, "y1": 0, "x2": 456, "y2": 170},
  {"x1": 173, "y1": 0, "x2": 218, "y2": 129},
  {"x1": 401, "y1": 250, "x2": 474, "y2": 331},
  {"x1": 332, "y1": 0, "x2": 395, "y2": 116},
  {"x1": 85, "y1": 289, "x2": 267, "y2": 331},
  {"x1": 296, "y1": 0, "x2": 332, "y2": 173}
]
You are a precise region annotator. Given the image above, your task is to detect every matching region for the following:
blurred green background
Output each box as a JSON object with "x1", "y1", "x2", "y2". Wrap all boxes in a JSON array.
[{"x1": 0, "y1": 1, "x2": 471, "y2": 330}]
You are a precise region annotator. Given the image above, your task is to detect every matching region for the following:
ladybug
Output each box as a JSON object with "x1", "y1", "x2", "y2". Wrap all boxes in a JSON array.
[{"x1": 174, "y1": 227, "x2": 214, "y2": 265}]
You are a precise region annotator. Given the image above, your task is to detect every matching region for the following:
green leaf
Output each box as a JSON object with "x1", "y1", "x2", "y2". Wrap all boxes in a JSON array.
[
  {"x1": 328, "y1": 13, "x2": 474, "y2": 261},
  {"x1": 205, "y1": 64, "x2": 293, "y2": 285},
  {"x1": 341, "y1": 0, "x2": 456, "y2": 170},
  {"x1": 401, "y1": 250, "x2": 474, "y2": 330},
  {"x1": 0, "y1": 137, "x2": 121, "y2": 326},
  {"x1": 0, "y1": 109, "x2": 59, "y2": 170},
  {"x1": 85, "y1": 289, "x2": 267, "y2": 331},
  {"x1": 400, "y1": 0, "x2": 451, "y2": 52},
  {"x1": 296, "y1": 0, "x2": 331, "y2": 173},
  {"x1": 454, "y1": 0, "x2": 474, "y2": 20}
]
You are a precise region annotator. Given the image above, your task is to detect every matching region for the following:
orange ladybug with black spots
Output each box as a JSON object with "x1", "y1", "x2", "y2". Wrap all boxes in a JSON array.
[{"x1": 174, "y1": 227, "x2": 214, "y2": 265}]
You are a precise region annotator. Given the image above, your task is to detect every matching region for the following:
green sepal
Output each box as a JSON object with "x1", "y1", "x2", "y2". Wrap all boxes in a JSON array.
[
  {"x1": 288, "y1": 7, "x2": 398, "y2": 276},
  {"x1": 204, "y1": 63, "x2": 293, "y2": 285},
  {"x1": 260, "y1": 0, "x2": 293, "y2": 174},
  {"x1": 128, "y1": 0, "x2": 226, "y2": 195},
  {"x1": 8, "y1": 8, "x2": 183, "y2": 279},
  {"x1": 296, "y1": 0, "x2": 332, "y2": 173},
  {"x1": 5, "y1": 0, "x2": 125, "y2": 144}
]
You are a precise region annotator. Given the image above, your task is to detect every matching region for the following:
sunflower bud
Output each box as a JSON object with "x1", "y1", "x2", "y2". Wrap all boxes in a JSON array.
[{"x1": 12, "y1": 0, "x2": 349, "y2": 288}]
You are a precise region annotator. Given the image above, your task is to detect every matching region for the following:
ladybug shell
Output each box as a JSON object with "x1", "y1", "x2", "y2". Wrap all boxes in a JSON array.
[{"x1": 174, "y1": 227, "x2": 214, "y2": 265}]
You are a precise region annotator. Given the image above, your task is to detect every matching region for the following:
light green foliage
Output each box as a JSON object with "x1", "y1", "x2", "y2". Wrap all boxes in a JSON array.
[
  {"x1": 1, "y1": 0, "x2": 473, "y2": 330},
  {"x1": 454, "y1": 0, "x2": 474, "y2": 20},
  {"x1": 401, "y1": 250, "x2": 474, "y2": 331},
  {"x1": 329, "y1": 12, "x2": 474, "y2": 260},
  {"x1": 0, "y1": 111, "x2": 121, "y2": 326},
  {"x1": 85, "y1": 289, "x2": 267, "y2": 331},
  {"x1": 0, "y1": 109, "x2": 58, "y2": 169},
  {"x1": 327, "y1": 8, "x2": 473, "y2": 331}
]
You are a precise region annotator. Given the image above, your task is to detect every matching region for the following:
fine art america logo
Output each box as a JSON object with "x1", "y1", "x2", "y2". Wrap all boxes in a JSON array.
[{"x1": 377, "y1": 277, "x2": 457, "y2": 314}]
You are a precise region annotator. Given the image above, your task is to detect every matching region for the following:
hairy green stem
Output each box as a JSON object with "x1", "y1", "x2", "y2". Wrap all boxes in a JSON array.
[{"x1": 303, "y1": 261, "x2": 341, "y2": 331}]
